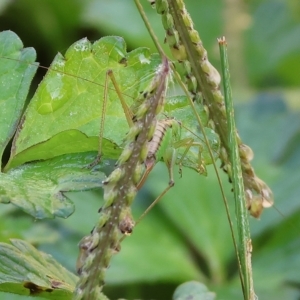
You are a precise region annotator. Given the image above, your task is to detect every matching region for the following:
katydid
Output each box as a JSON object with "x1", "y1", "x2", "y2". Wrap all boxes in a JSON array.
[
  {"x1": 89, "y1": 60, "x2": 215, "y2": 228},
  {"x1": 95, "y1": 73, "x2": 212, "y2": 186},
  {"x1": 139, "y1": 117, "x2": 209, "y2": 188}
]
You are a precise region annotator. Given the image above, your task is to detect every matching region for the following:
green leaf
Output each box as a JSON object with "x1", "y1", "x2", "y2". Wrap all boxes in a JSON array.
[
  {"x1": 173, "y1": 281, "x2": 216, "y2": 300},
  {"x1": 5, "y1": 36, "x2": 161, "y2": 170},
  {"x1": 0, "y1": 30, "x2": 37, "y2": 160},
  {"x1": 0, "y1": 152, "x2": 106, "y2": 219},
  {"x1": 0, "y1": 239, "x2": 77, "y2": 299}
]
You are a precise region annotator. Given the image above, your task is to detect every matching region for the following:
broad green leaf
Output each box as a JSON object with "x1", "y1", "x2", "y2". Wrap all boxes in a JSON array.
[
  {"x1": 0, "y1": 152, "x2": 105, "y2": 219},
  {"x1": 7, "y1": 130, "x2": 116, "y2": 170},
  {"x1": 0, "y1": 30, "x2": 37, "y2": 160},
  {"x1": 173, "y1": 281, "x2": 216, "y2": 300},
  {"x1": 0, "y1": 239, "x2": 77, "y2": 300},
  {"x1": 5, "y1": 36, "x2": 161, "y2": 170}
]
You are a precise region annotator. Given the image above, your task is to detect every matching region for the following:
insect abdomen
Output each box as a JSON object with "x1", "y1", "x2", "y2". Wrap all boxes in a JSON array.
[{"x1": 147, "y1": 119, "x2": 174, "y2": 161}]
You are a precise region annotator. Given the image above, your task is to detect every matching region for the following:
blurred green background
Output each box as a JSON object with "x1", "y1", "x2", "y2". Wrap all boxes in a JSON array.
[{"x1": 1, "y1": 0, "x2": 300, "y2": 299}]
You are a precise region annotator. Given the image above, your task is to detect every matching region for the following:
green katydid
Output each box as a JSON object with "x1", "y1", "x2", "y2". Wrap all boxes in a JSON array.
[
  {"x1": 90, "y1": 67, "x2": 217, "y2": 185},
  {"x1": 96, "y1": 77, "x2": 217, "y2": 189}
]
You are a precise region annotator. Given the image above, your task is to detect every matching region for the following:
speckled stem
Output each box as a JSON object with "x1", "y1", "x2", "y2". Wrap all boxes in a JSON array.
[
  {"x1": 151, "y1": 0, "x2": 273, "y2": 217},
  {"x1": 73, "y1": 57, "x2": 170, "y2": 299}
]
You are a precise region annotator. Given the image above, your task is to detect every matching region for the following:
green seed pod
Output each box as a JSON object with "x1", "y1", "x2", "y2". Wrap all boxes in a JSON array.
[
  {"x1": 97, "y1": 211, "x2": 110, "y2": 228},
  {"x1": 104, "y1": 167, "x2": 124, "y2": 184},
  {"x1": 156, "y1": 0, "x2": 168, "y2": 14},
  {"x1": 133, "y1": 163, "x2": 145, "y2": 184},
  {"x1": 162, "y1": 11, "x2": 174, "y2": 30},
  {"x1": 103, "y1": 188, "x2": 118, "y2": 208},
  {"x1": 125, "y1": 185, "x2": 137, "y2": 206},
  {"x1": 117, "y1": 142, "x2": 134, "y2": 164}
]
